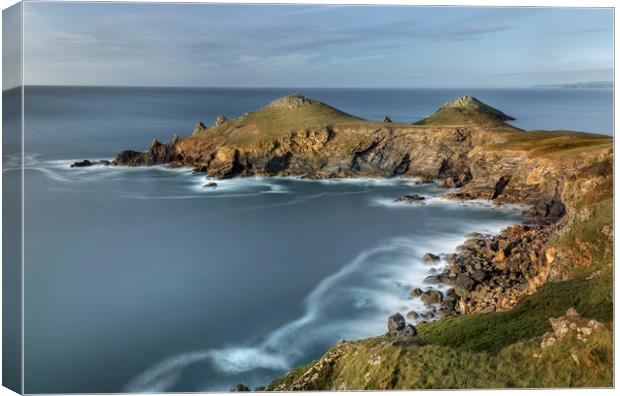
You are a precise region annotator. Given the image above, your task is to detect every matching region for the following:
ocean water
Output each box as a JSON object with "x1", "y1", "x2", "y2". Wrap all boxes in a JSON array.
[{"x1": 3, "y1": 86, "x2": 612, "y2": 393}]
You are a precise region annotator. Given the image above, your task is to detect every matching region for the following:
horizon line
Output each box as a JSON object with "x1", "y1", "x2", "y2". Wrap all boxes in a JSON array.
[{"x1": 3, "y1": 83, "x2": 613, "y2": 92}]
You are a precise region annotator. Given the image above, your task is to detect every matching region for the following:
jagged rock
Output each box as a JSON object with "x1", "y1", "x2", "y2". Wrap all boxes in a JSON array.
[
  {"x1": 71, "y1": 160, "x2": 93, "y2": 168},
  {"x1": 384, "y1": 116, "x2": 392, "y2": 123},
  {"x1": 215, "y1": 115, "x2": 228, "y2": 126},
  {"x1": 70, "y1": 159, "x2": 113, "y2": 168},
  {"x1": 267, "y1": 93, "x2": 315, "y2": 109},
  {"x1": 114, "y1": 150, "x2": 143, "y2": 164},
  {"x1": 171, "y1": 133, "x2": 182, "y2": 145},
  {"x1": 394, "y1": 194, "x2": 425, "y2": 203},
  {"x1": 423, "y1": 253, "x2": 440, "y2": 262},
  {"x1": 192, "y1": 121, "x2": 208, "y2": 134},
  {"x1": 410, "y1": 288, "x2": 424, "y2": 297}
]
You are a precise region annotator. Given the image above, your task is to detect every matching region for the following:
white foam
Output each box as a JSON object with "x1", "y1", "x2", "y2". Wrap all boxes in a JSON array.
[{"x1": 123, "y1": 208, "x2": 517, "y2": 392}]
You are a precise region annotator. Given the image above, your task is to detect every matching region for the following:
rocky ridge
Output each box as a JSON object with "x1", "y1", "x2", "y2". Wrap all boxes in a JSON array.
[{"x1": 74, "y1": 94, "x2": 613, "y2": 389}]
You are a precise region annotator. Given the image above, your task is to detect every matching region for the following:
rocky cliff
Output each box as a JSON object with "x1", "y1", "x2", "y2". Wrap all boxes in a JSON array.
[
  {"x1": 87, "y1": 94, "x2": 612, "y2": 389},
  {"x1": 108, "y1": 94, "x2": 610, "y2": 211}
]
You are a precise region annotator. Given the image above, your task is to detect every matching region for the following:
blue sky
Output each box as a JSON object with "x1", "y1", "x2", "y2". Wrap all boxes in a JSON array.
[{"x1": 14, "y1": 3, "x2": 614, "y2": 88}]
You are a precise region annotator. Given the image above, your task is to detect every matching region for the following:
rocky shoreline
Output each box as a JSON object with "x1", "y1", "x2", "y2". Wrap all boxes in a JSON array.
[
  {"x1": 70, "y1": 94, "x2": 613, "y2": 369},
  {"x1": 400, "y1": 203, "x2": 555, "y2": 330}
]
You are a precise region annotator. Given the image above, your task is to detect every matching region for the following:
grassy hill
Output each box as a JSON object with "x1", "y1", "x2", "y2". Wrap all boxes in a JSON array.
[{"x1": 415, "y1": 95, "x2": 518, "y2": 128}]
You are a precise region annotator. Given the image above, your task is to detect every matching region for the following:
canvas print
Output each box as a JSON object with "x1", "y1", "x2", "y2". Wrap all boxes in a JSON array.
[{"x1": 1, "y1": 1, "x2": 614, "y2": 394}]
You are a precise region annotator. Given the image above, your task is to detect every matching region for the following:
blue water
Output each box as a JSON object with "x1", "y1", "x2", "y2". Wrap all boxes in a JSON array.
[{"x1": 4, "y1": 86, "x2": 613, "y2": 393}]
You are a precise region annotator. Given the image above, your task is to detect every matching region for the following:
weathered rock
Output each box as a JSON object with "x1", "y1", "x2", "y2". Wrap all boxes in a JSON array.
[
  {"x1": 406, "y1": 311, "x2": 419, "y2": 320},
  {"x1": 401, "y1": 324, "x2": 417, "y2": 337},
  {"x1": 230, "y1": 384, "x2": 250, "y2": 392},
  {"x1": 203, "y1": 182, "x2": 218, "y2": 189},
  {"x1": 410, "y1": 288, "x2": 424, "y2": 297},
  {"x1": 71, "y1": 160, "x2": 93, "y2": 168},
  {"x1": 387, "y1": 313, "x2": 406, "y2": 337},
  {"x1": 70, "y1": 159, "x2": 112, "y2": 168},
  {"x1": 540, "y1": 308, "x2": 604, "y2": 349},
  {"x1": 455, "y1": 273, "x2": 475, "y2": 291},
  {"x1": 439, "y1": 192, "x2": 476, "y2": 200},
  {"x1": 420, "y1": 290, "x2": 443, "y2": 305},
  {"x1": 394, "y1": 194, "x2": 425, "y2": 203},
  {"x1": 383, "y1": 116, "x2": 392, "y2": 123},
  {"x1": 423, "y1": 253, "x2": 440, "y2": 262},
  {"x1": 215, "y1": 115, "x2": 228, "y2": 126},
  {"x1": 192, "y1": 121, "x2": 208, "y2": 135}
]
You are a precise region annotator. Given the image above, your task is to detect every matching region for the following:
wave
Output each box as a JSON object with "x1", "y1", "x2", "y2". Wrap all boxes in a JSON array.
[{"x1": 123, "y1": 213, "x2": 514, "y2": 392}]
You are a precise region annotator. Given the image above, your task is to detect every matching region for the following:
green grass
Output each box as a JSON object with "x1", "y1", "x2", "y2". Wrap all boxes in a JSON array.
[
  {"x1": 488, "y1": 130, "x2": 612, "y2": 156},
  {"x1": 270, "y1": 324, "x2": 612, "y2": 390},
  {"x1": 417, "y1": 275, "x2": 612, "y2": 352},
  {"x1": 413, "y1": 105, "x2": 518, "y2": 129},
  {"x1": 193, "y1": 99, "x2": 374, "y2": 147}
]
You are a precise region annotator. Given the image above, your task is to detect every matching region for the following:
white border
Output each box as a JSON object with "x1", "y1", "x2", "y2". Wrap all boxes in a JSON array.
[{"x1": 0, "y1": 1, "x2": 617, "y2": 396}]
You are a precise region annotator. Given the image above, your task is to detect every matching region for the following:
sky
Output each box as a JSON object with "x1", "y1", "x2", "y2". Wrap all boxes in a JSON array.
[{"x1": 4, "y1": 2, "x2": 615, "y2": 88}]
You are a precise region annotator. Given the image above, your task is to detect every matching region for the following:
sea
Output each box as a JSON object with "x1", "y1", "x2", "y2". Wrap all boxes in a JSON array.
[{"x1": 1, "y1": 86, "x2": 613, "y2": 393}]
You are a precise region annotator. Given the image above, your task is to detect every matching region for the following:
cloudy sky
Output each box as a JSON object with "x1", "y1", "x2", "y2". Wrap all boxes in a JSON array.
[{"x1": 9, "y1": 2, "x2": 615, "y2": 88}]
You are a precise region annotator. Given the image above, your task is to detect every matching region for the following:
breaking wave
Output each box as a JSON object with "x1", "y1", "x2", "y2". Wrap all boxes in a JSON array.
[{"x1": 124, "y1": 216, "x2": 514, "y2": 392}]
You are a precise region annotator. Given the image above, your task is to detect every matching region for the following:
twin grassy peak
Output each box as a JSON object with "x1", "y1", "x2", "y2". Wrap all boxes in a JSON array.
[{"x1": 193, "y1": 93, "x2": 515, "y2": 139}]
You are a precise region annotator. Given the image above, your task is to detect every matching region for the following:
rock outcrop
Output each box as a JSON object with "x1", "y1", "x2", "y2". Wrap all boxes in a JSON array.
[
  {"x1": 394, "y1": 194, "x2": 425, "y2": 203},
  {"x1": 539, "y1": 308, "x2": 604, "y2": 350}
]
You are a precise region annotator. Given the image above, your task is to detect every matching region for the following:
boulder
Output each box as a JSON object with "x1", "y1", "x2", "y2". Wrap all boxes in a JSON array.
[
  {"x1": 394, "y1": 194, "x2": 425, "y2": 203},
  {"x1": 410, "y1": 288, "x2": 424, "y2": 297},
  {"x1": 420, "y1": 290, "x2": 443, "y2": 305},
  {"x1": 384, "y1": 116, "x2": 392, "y2": 123},
  {"x1": 70, "y1": 160, "x2": 93, "y2": 168},
  {"x1": 470, "y1": 269, "x2": 487, "y2": 282},
  {"x1": 401, "y1": 324, "x2": 417, "y2": 337},
  {"x1": 455, "y1": 273, "x2": 475, "y2": 291},
  {"x1": 423, "y1": 253, "x2": 440, "y2": 263},
  {"x1": 388, "y1": 313, "x2": 406, "y2": 337},
  {"x1": 230, "y1": 384, "x2": 250, "y2": 392},
  {"x1": 423, "y1": 274, "x2": 443, "y2": 284},
  {"x1": 406, "y1": 311, "x2": 419, "y2": 320},
  {"x1": 203, "y1": 182, "x2": 218, "y2": 189}
]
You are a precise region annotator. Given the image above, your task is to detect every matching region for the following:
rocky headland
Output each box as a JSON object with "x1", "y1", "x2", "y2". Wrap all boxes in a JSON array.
[{"x1": 78, "y1": 94, "x2": 613, "y2": 389}]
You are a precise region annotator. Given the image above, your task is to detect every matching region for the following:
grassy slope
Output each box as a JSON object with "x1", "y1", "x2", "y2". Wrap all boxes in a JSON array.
[
  {"x1": 190, "y1": 96, "x2": 613, "y2": 389},
  {"x1": 192, "y1": 99, "x2": 387, "y2": 147},
  {"x1": 267, "y1": 143, "x2": 613, "y2": 390},
  {"x1": 488, "y1": 130, "x2": 612, "y2": 157}
]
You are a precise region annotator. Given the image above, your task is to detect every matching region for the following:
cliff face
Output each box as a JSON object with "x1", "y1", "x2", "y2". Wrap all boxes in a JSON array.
[
  {"x1": 102, "y1": 94, "x2": 612, "y2": 389},
  {"x1": 111, "y1": 94, "x2": 611, "y2": 214}
]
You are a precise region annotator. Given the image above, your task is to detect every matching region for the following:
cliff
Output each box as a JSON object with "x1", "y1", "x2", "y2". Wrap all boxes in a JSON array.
[
  {"x1": 110, "y1": 94, "x2": 610, "y2": 210},
  {"x1": 93, "y1": 94, "x2": 612, "y2": 389}
]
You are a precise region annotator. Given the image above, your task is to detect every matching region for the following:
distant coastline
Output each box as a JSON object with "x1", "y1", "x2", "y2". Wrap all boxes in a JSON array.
[{"x1": 534, "y1": 81, "x2": 612, "y2": 89}]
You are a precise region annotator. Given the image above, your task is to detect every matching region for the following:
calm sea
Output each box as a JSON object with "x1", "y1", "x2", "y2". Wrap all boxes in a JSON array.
[{"x1": 2, "y1": 86, "x2": 612, "y2": 393}]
